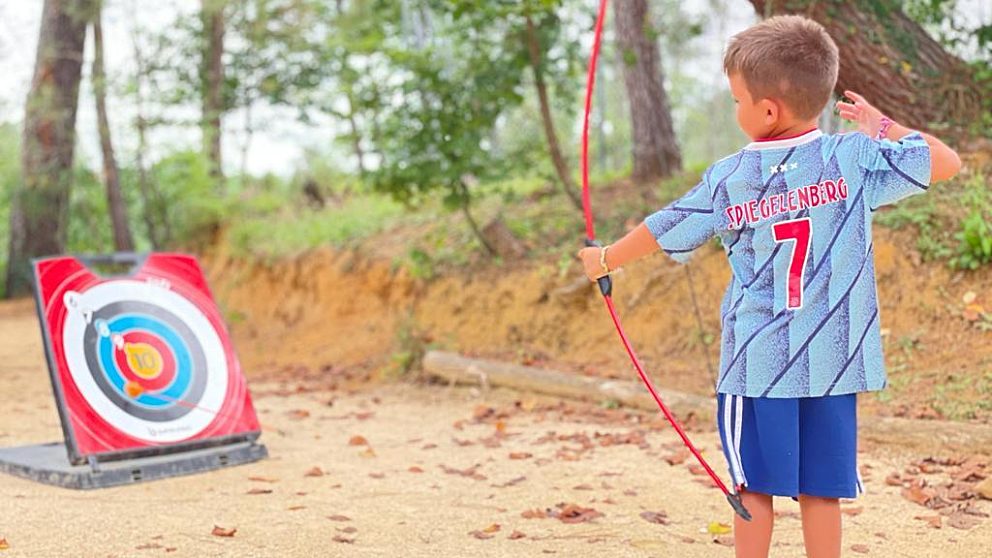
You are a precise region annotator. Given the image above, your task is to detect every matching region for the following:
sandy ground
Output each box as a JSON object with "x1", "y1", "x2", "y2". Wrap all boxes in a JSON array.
[{"x1": 1, "y1": 301, "x2": 991, "y2": 557}]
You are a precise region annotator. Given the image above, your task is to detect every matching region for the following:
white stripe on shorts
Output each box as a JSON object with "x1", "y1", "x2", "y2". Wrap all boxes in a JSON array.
[
  {"x1": 723, "y1": 395, "x2": 744, "y2": 486},
  {"x1": 733, "y1": 395, "x2": 747, "y2": 486}
]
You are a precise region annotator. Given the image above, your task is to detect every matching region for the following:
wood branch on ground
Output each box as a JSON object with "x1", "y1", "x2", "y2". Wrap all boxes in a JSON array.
[{"x1": 423, "y1": 350, "x2": 992, "y2": 455}]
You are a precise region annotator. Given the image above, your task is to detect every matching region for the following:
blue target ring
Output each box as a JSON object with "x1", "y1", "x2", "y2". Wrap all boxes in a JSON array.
[
  {"x1": 83, "y1": 300, "x2": 209, "y2": 422},
  {"x1": 96, "y1": 314, "x2": 194, "y2": 408}
]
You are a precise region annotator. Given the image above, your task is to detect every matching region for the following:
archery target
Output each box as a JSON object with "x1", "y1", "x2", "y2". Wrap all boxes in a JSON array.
[
  {"x1": 62, "y1": 281, "x2": 227, "y2": 442},
  {"x1": 33, "y1": 254, "x2": 261, "y2": 463}
]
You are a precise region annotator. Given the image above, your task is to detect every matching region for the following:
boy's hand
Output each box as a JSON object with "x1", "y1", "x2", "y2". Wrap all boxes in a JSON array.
[
  {"x1": 577, "y1": 246, "x2": 607, "y2": 282},
  {"x1": 835, "y1": 90, "x2": 884, "y2": 138}
]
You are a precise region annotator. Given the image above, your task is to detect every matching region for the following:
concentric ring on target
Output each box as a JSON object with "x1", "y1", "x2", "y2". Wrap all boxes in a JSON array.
[
  {"x1": 62, "y1": 280, "x2": 229, "y2": 443},
  {"x1": 85, "y1": 301, "x2": 207, "y2": 422}
]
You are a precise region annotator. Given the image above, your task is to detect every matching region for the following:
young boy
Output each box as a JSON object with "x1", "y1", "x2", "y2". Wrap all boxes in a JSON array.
[{"x1": 578, "y1": 15, "x2": 961, "y2": 558}]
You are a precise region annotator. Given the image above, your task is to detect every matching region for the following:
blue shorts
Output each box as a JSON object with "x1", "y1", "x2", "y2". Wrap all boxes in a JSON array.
[{"x1": 716, "y1": 393, "x2": 863, "y2": 499}]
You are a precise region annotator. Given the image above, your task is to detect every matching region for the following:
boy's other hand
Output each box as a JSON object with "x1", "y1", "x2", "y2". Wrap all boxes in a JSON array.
[
  {"x1": 577, "y1": 247, "x2": 607, "y2": 282},
  {"x1": 835, "y1": 90, "x2": 884, "y2": 137}
]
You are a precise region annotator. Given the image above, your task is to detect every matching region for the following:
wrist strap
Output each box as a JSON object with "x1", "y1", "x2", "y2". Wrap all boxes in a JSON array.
[{"x1": 599, "y1": 245, "x2": 611, "y2": 275}]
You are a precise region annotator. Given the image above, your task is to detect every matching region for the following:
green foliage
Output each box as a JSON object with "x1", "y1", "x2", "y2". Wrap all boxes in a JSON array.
[
  {"x1": 0, "y1": 123, "x2": 20, "y2": 295},
  {"x1": 873, "y1": 193, "x2": 952, "y2": 262},
  {"x1": 149, "y1": 150, "x2": 226, "y2": 247},
  {"x1": 949, "y1": 174, "x2": 992, "y2": 270},
  {"x1": 227, "y1": 193, "x2": 404, "y2": 257}
]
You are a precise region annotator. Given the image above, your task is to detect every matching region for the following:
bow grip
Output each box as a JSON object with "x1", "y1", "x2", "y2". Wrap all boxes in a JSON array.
[{"x1": 584, "y1": 238, "x2": 613, "y2": 297}]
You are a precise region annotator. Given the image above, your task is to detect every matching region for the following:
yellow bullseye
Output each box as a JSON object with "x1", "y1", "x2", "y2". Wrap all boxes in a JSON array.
[{"x1": 124, "y1": 342, "x2": 164, "y2": 379}]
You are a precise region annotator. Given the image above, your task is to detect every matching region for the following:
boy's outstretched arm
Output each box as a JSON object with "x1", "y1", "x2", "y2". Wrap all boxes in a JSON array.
[
  {"x1": 836, "y1": 90, "x2": 962, "y2": 182},
  {"x1": 577, "y1": 223, "x2": 658, "y2": 282}
]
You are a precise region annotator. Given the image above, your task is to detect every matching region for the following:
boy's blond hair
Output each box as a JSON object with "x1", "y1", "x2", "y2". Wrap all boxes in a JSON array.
[{"x1": 724, "y1": 15, "x2": 839, "y2": 120}]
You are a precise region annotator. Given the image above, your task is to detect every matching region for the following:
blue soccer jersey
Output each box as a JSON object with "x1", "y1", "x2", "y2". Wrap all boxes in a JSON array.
[{"x1": 644, "y1": 129, "x2": 931, "y2": 398}]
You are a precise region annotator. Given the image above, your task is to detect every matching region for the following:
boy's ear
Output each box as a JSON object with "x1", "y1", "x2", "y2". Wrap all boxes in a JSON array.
[{"x1": 760, "y1": 98, "x2": 780, "y2": 125}]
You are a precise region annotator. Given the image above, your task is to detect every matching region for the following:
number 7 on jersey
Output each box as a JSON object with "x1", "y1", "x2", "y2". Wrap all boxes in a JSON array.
[{"x1": 772, "y1": 217, "x2": 812, "y2": 310}]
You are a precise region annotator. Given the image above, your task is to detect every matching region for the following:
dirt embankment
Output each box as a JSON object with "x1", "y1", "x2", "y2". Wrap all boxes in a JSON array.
[{"x1": 204, "y1": 227, "x2": 992, "y2": 421}]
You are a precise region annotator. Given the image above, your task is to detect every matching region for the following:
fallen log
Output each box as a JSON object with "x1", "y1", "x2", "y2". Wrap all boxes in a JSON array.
[
  {"x1": 423, "y1": 350, "x2": 711, "y2": 420},
  {"x1": 422, "y1": 350, "x2": 992, "y2": 455}
]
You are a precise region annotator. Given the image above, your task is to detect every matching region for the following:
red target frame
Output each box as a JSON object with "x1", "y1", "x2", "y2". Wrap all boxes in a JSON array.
[{"x1": 33, "y1": 253, "x2": 261, "y2": 465}]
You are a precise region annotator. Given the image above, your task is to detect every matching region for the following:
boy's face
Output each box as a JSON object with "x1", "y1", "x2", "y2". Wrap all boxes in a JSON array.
[{"x1": 729, "y1": 73, "x2": 780, "y2": 140}]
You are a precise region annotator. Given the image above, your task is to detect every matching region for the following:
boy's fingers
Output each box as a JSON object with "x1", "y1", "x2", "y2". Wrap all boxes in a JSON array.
[{"x1": 843, "y1": 90, "x2": 866, "y2": 103}]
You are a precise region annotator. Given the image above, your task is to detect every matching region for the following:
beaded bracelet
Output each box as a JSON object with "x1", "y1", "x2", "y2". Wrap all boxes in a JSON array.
[{"x1": 876, "y1": 116, "x2": 893, "y2": 140}]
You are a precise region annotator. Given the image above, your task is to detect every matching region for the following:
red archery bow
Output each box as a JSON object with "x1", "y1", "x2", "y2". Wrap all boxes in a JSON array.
[{"x1": 580, "y1": 0, "x2": 750, "y2": 521}]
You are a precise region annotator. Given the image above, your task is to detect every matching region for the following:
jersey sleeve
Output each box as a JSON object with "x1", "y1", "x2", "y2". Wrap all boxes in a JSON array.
[
  {"x1": 857, "y1": 131, "x2": 931, "y2": 209},
  {"x1": 643, "y1": 171, "x2": 718, "y2": 264}
]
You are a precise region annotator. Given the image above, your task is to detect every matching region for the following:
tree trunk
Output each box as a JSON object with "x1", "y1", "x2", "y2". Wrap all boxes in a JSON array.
[
  {"x1": 93, "y1": 3, "x2": 135, "y2": 252},
  {"x1": 613, "y1": 0, "x2": 681, "y2": 183},
  {"x1": 130, "y1": 28, "x2": 163, "y2": 249},
  {"x1": 457, "y1": 182, "x2": 496, "y2": 256},
  {"x1": 6, "y1": 0, "x2": 93, "y2": 297},
  {"x1": 748, "y1": 0, "x2": 984, "y2": 135},
  {"x1": 201, "y1": 0, "x2": 225, "y2": 186},
  {"x1": 523, "y1": 13, "x2": 582, "y2": 211}
]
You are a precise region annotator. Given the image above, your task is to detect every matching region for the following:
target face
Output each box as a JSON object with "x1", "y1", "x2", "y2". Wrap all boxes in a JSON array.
[{"x1": 33, "y1": 254, "x2": 260, "y2": 462}]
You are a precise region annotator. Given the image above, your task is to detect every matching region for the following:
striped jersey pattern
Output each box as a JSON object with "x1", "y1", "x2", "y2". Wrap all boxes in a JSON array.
[{"x1": 644, "y1": 130, "x2": 931, "y2": 398}]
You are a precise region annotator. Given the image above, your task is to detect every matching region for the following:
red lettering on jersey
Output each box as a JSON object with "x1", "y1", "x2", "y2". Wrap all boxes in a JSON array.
[
  {"x1": 824, "y1": 180, "x2": 838, "y2": 203},
  {"x1": 746, "y1": 200, "x2": 759, "y2": 223},
  {"x1": 838, "y1": 177, "x2": 848, "y2": 199},
  {"x1": 787, "y1": 190, "x2": 799, "y2": 211},
  {"x1": 809, "y1": 185, "x2": 821, "y2": 207},
  {"x1": 759, "y1": 198, "x2": 771, "y2": 220}
]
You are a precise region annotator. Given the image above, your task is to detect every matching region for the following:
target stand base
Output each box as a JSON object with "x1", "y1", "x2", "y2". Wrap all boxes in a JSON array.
[{"x1": 0, "y1": 440, "x2": 267, "y2": 489}]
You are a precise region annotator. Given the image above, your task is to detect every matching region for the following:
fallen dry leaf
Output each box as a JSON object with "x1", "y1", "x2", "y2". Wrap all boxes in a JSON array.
[
  {"x1": 664, "y1": 449, "x2": 690, "y2": 466},
  {"x1": 639, "y1": 511, "x2": 670, "y2": 525},
  {"x1": 287, "y1": 505, "x2": 306, "y2": 511},
  {"x1": 707, "y1": 522, "x2": 732, "y2": 535},
  {"x1": 439, "y1": 463, "x2": 486, "y2": 481},
  {"x1": 947, "y1": 511, "x2": 981, "y2": 530},
  {"x1": 884, "y1": 472, "x2": 903, "y2": 487},
  {"x1": 572, "y1": 483, "x2": 594, "y2": 491},
  {"x1": 554, "y1": 503, "x2": 603, "y2": 524},
  {"x1": 976, "y1": 477, "x2": 992, "y2": 500},
  {"x1": 304, "y1": 466, "x2": 325, "y2": 478},
  {"x1": 246, "y1": 488, "x2": 272, "y2": 495},
  {"x1": 482, "y1": 523, "x2": 501, "y2": 534},
  {"x1": 0, "y1": 538, "x2": 9, "y2": 550},
  {"x1": 509, "y1": 452, "x2": 532, "y2": 460},
  {"x1": 135, "y1": 543, "x2": 162, "y2": 550},
  {"x1": 509, "y1": 530, "x2": 526, "y2": 540},
  {"x1": 901, "y1": 479, "x2": 935, "y2": 507},
  {"x1": 914, "y1": 515, "x2": 942, "y2": 529},
  {"x1": 359, "y1": 447, "x2": 376, "y2": 458},
  {"x1": 712, "y1": 535, "x2": 734, "y2": 547},
  {"x1": 963, "y1": 291, "x2": 977, "y2": 305},
  {"x1": 286, "y1": 409, "x2": 310, "y2": 420},
  {"x1": 248, "y1": 476, "x2": 277, "y2": 483},
  {"x1": 469, "y1": 531, "x2": 493, "y2": 540},
  {"x1": 337, "y1": 526, "x2": 358, "y2": 534},
  {"x1": 850, "y1": 544, "x2": 870, "y2": 554},
  {"x1": 687, "y1": 464, "x2": 707, "y2": 476},
  {"x1": 348, "y1": 435, "x2": 368, "y2": 446},
  {"x1": 211, "y1": 526, "x2": 236, "y2": 538},
  {"x1": 332, "y1": 535, "x2": 355, "y2": 544},
  {"x1": 327, "y1": 515, "x2": 351, "y2": 522},
  {"x1": 521, "y1": 508, "x2": 547, "y2": 519},
  {"x1": 408, "y1": 466, "x2": 424, "y2": 473},
  {"x1": 493, "y1": 476, "x2": 527, "y2": 488},
  {"x1": 369, "y1": 472, "x2": 385, "y2": 479}
]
